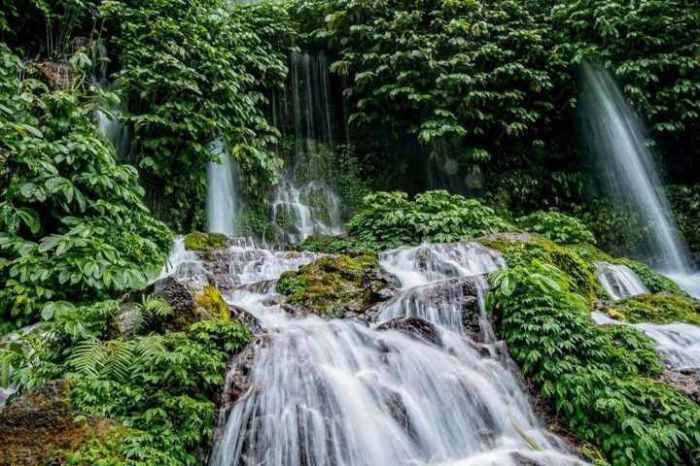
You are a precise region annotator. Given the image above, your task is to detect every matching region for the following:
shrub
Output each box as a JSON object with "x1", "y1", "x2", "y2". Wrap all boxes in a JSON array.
[
  {"x1": 518, "y1": 210, "x2": 596, "y2": 245},
  {"x1": 0, "y1": 44, "x2": 171, "y2": 332},
  {"x1": 488, "y1": 260, "x2": 700, "y2": 465},
  {"x1": 347, "y1": 190, "x2": 514, "y2": 250}
]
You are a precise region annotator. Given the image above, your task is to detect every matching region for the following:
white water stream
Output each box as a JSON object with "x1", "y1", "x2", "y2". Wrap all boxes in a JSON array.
[
  {"x1": 581, "y1": 65, "x2": 699, "y2": 297},
  {"x1": 595, "y1": 262, "x2": 648, "y2": 301},
  {"x1": 190, "y1": 241, "x2": 588, "y2": 466},
  {"x1": 207, "y1": 139, "x2": 239, "y2": 238}
]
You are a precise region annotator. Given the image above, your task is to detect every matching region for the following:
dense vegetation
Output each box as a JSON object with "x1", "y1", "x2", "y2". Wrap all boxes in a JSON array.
[{"x1": 1, "y1": 0, "x2": 700, "y2": 465}]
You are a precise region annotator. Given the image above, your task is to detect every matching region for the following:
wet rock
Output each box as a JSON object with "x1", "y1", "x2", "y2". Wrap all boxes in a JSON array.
[
  {"x1": 215, "y1": 336, "x2": 269, "y2": 435},
  {"x1": 0, "y1": 381, "x2": 115, "y2": 466},
  {"x1": 230, "y1": 305, "x2": 263, "y2": 335},
  {"x1": 377, "y1": 318, "x2": 441, "y2": 346},
  {"x1": 661, "y1": 368, "x2": 700, "y2": 403},
  {"x1": 153, "y1": 276, "x2": 196, "y2": 317},
  {"x1": 112, "y1": 302, "x2": 142, "y2": 337},
  {"x1": 276, "y1": 254, "x2": 390, "y2": 318},
  {"x1": 511, "y1": 452, "x2": 545, "y2": 466},
  {"x1": 32, "y1": 61, "x2": 73, "y2": 90}
]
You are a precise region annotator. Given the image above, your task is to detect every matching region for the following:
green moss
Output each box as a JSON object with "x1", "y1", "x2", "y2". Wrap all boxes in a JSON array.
[
  {"x1": 184, "y1": 232, "x2": 228, "y2": 253},
  {"x1": 296, "y1": 235, "x2": 370, "y2": 254},
  {"x1": 481, "y1": 234, "x2": 602, "y2": 302},
  {"x1": 194, "y1": 285, "x2": 231, "y2": 322},
  {"x1": 607, "y1": 293, "x2": 700, "y2": 325},
  {"x1": 276, "y1": 253, "x2": 385, "y2": 317}
]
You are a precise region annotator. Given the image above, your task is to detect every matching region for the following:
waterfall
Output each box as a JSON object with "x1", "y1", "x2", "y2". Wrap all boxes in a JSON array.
[
  {"x1": 209, "y1": 241, "x2": 588, "y2": 466},
  {"x1": 592, "y1": 312, "x2": 700, "y2": 371},
  {"x1": 595, "y1": 262, "x2": 648, "y2": 301},
  {"x1": 271, "y1": 51, "x2": 344, "y2": 243},
  {"x1": 207, "y1": 139, "x2": 239, "y2": 238},
  {"x1": 580, "y1": 65, "x2": 699, "y2": 297}
]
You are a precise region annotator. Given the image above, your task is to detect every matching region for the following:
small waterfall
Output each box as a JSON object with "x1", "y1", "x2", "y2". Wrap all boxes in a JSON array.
[
  {"x1": 207, "y1": 139, "x2": 239, "y2": 238},
  {"x1": 592, "y1": 312, "x2": 700, "y2": 371},
  {"x1": 580, "y1": 65, "x2": 699, "y2": 296},
  {"x1": 209, "y1": 241, "x2": 587, "y2": 466},
  {"x1": 95, "y1": 107, "x2": 130, "y2": 158},
  {"x1": 271, "y1": 51, "x2": 344, "y2": 243},
  {"x1": 595, "y1": 262, "x2": 648, "y2": 301}
]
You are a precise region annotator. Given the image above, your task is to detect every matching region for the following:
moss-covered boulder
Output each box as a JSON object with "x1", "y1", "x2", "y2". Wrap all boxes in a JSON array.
[
  {"x1": 605, "y1": 293, "x2": 700, "y2": 325},
  {"x1": 0, "y1": 381, "x2": 122, "y2": 466},
  {"x1": 184, "y1": 231, "x2": 229, "y2": 253},
  {"x1": 276, "y1": 254, "x2": 391, "y2": 318}
]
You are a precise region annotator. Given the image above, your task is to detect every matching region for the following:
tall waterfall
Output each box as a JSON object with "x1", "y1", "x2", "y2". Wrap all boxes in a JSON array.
[
  {"x1": 208, "y1": 241, "x2": 587, "y2": 466},
  {"x1": 271, "y1": 51, "x2": 344, "y2": 243},
  {"x1": 580, "y1": 65, "x2": 699, "y2": 296},
  {"x1": 207, "y1": 139, "x2": 239, "y2": 238}
]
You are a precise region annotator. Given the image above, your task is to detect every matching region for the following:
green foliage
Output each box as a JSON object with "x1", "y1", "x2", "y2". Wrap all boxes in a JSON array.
[
  {"x1": 607, "y1": 293, "x2": 700, "y2": 326},
  {"x1": 574, "y1": 199, "x2": 646, "y2": 259},
  {"x1": 297, "y1": 234, "x2": 368, "y2": 255},
  {"x1": 482, "y1": 235, "x2": 602, "y2": 302},
  {"x1": 0, "y1": 44, "x2": 171, "y2": 332},
  {"x1": 347, "y1": 190, "x2": 514, "y2": 250},
  {"x1": 488, "y1": 260, "x2": 700, "y2": 465},
  {"x1": 101, "y1": 0, "x2": 296, "y2": 230},
  {"x1": 1, "y1": 295, "x2": 251, "y2": 465},
  {"x1": 552, "y1": 0, "x2": 700, "y2": 137},
  {"x1": 300, "y1": 0, "x2": 560, "y2": 163},
  {"x1": 517, "y1": 210, "x2": 596, "y2": 245},
  {"x1": 668, "y1": 184, "x2": 700, "y2": 259}
]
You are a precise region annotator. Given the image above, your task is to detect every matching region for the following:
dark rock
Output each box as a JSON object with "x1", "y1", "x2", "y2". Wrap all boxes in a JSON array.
[
  {"x1": 112, "y1": 302, "x2": 142, "y2": 337},
  {"x1": 153, "y1": 276, "x2": 196, "y2": 317},
  {"x1": 230, "y1": 305, "x2": 263, "y2": 334},
  {"x1": 377, "y1": 318, "x2": 441, "y2": 346},
  {"x1": 661, "y1": 368, "x2": 700, "y2": 403},
  {"x1": 511, "y1": 452, "x2": 545, "y2": 466},
  {"x1": 32, "y1": 61, "x2": 73, "y2": 90}
]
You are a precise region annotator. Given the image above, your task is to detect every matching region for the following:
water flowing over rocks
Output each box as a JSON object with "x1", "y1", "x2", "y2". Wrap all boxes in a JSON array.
[
  {"x1": 165, "y1": 238, "x2": 591, "y2": 466},
  {"x1": 595, "y1": 262, "x2": 648, "y2": 301}
]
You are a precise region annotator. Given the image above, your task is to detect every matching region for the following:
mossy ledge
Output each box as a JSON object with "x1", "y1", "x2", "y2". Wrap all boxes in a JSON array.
[
  {"x1": 276, "y1": 253, "x2": 389, "y2": 317},
  {"x1": 605, "y1": 293, "x2": 700, "y2": 325},
  {"x1": 184, "y1": 232, "x2": 229, "y2": 253}
]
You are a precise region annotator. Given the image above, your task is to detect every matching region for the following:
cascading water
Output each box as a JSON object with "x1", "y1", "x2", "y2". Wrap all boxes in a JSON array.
[
  {"x1": 592, "y1": 312, "x2": 700, "y2": 371},
  {"x1": 207, "y1": 139, "x2": 240, "y2": 238},
  {"x1": 271, "y1": 51, "x2": 345, "y2": 243},
  {"x1": 208, "y1": 241, "x2": 588, "y2": 466},
  {"x1": 595, "y1": 262, "x2": 648, "y2": 301},
  {"x1": 580, "y1": 65, "x2": 699, "y2": 297}
]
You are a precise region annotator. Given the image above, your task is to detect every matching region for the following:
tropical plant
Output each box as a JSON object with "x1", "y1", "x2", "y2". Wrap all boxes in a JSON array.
[
  {"x1": 347, "y1": 190, "x2": 514, "y2": 250},
  {"x1": 517, "y1": 210, "x2": 596, "y2": 244},
  {"x1": 0, "y1": 43, "x2": 171, "y2": 332},
  {"x1": 100, "y1": 0, "x2": 296, "y2": 230},
  {"x1": 488, "y1": 260, "x2": 700, "y2": 465}
]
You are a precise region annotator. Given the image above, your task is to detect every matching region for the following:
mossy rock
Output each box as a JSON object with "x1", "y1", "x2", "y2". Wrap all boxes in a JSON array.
[
  {"x1": 480, "y1": 233, "x2": 602, "y2": 302},
  {"x1": 605, "y1": 293, "x2": 700, "y2": 325},
  {"x1": 276, "y1": 253, "x2": 389, "y2": 317},
  {"x1": 0, "y1": 381, "x2": 123, "y2": 466},
  {"x1": 296, "y1": 234, "x2": 370, "y2": 255},
  {"x1": 195, "y1": 284, "x2": 231, "y2": 322},
  {"x1": 184, "y1": 232, "x2": 228, "y2": 253}
]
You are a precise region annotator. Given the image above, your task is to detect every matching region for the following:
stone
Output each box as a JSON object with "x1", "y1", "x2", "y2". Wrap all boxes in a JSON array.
[{"x1": 376, "y1": 317, "x2": 441, "y2": 346}]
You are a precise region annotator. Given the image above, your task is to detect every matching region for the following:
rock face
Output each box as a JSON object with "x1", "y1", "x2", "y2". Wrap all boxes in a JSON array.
[
  {"x1": 0, "y1": 381, "x2": 114, "y2": 466},
  {"x1": 376, "y1": 317, "x2": 441, "y2": 346},
  {"x1": 661, "y1": 369, "x2": 700, "y2": 403},
  {"x1": 276, "y1": 254, "x2": 394, "y2": 318}
]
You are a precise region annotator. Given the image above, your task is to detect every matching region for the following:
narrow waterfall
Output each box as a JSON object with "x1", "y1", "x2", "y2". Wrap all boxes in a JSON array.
[
  {"x1": 271, "y1": 51, "x2": 344, "y2": 243},
  {"x1": 208, "y1": 241, "x2": 588, "y2": 466},
  {"x1": 207, "y1": 139, "x2": 239, "y2": 238},
  {"x1": 595, "y1": 262, "x2": 648, "y2": 301},
  {"x1": 580, "y1": 65, "x2": 699, "y2": 297}
]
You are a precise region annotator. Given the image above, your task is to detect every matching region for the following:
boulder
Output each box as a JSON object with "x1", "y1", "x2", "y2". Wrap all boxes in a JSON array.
[
  {"x1": 276, "y1": 254, "x2": 393, "y2": 318},
  {"x1": 376, "y1": 317, "x2": 441, "y2": 346}
]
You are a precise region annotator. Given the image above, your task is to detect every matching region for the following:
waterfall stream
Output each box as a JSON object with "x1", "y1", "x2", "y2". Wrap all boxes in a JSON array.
[
  {"x1": 595, "y1": 262, "x2": 648, "y2": 301},
  {"x1": 207, "y1": 139, "x2": 240, "y2": 238},
  {"x1": 193, "y1": 241, "x2": 588, "y2": 466},
  {"x1": 580, "y1": 65, "x2": 699, "y2": 297}
]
